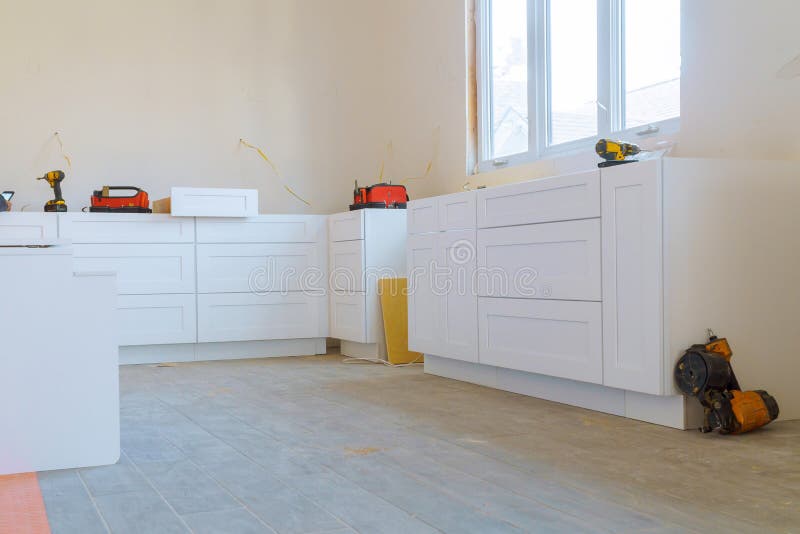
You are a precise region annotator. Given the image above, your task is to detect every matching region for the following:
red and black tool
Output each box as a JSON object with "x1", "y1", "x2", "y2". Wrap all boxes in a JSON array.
[
  {"x1": 350, "y1": 181, "x2": 408, "y2": 211},
  {"x1": 90, "y1": 186, "x2": 152, "y2": 213}
]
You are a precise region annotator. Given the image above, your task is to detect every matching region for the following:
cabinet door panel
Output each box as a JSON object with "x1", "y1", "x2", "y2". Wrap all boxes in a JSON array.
[
  {"x1": 479, "y1": 297, "x2": 602, "y2": 384},
  {"x1": 197, "y1": 243, "x2": 321, "y2": 293},
  {"x1": 477, "y1": 170, "x2": 600, "y2": 228},
  {"x1": 117, "y1": 294, "x2": 197, "y2": 346},
  {"x1": 437, "y1": 230, "x2": 479, "y2": 362},
  {"x1": 407, "y1": 198, "x2": 437, "y2": 235},
  {"x1": 437, "y1": 192, "x2": 476, "y2": 231},
  {"x1": 72, "y1": 244, "x2": 196, "y2": 295},
  {"x1": 198, "y1": 293, "x2": 323, "y2": 343},
  {"x1": 406, "y1": 233, "x2": 439, "y2": 354},
  {"x1": 330, "y1": 292, "x2": 367, "y2": 343},
  {"x1": 477, "y1": 219, "x2": 601, "y2": 301},
  {"x1": 329, "y1": 211, "x2": 364, "y2": 242},
  {"x1": 330, "y1": 240, "x2": 366, "y2": 293},
  {"x1": 601, "y1": 160, "x2": 663, "y2": 395}
]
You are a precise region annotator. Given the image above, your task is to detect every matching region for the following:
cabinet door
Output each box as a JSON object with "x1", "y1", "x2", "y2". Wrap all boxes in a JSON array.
[
  {"x1": 437, "y1": 230, "x2": 479, "y2": 362},
  {"x1": 329, "y1": 211, "x2": 364, "y2": 242},
  {"x1": 406, "y1": 233, "x2": 439, "y2": 354},
  {"x1": 601, "y1": 160, "x2": 664, "y2": 395},
  {"x1": 330, "y1": 292, "x2": 367, "y2": 343}
]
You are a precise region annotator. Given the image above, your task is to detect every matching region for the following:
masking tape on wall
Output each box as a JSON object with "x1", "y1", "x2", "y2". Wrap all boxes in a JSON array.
[{"x1": 239, "y1": 138, "x2": 311, "y2": 207}]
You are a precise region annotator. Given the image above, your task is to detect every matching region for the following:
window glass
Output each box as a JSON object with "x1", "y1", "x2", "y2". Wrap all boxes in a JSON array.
[
  {"x1": 490, "y1": 0, "x2": 528, "y2": 158},
  {"x1": 549, "y1": 0, "x2": 597, "y2": 145},
  {"x1": 624, "y1": 0, "x2": 681, "y2": 128}
]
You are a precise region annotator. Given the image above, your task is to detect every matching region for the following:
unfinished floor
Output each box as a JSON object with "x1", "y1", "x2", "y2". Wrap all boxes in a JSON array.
[{"x1": 38, "y1": 354, "x2": 798, "y2": 533}]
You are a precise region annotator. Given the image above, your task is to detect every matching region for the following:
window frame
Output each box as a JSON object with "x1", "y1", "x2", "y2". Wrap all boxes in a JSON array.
[{"x1": 476, "y1": 0, "x2": 680, "y2": 173}]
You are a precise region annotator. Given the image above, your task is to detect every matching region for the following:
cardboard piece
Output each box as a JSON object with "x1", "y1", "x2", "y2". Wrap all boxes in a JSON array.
[{"x1": 378, "y1": 278, "x2": 424, "y2": 365}]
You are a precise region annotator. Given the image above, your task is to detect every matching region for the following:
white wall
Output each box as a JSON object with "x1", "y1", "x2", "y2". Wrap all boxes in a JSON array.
[{"x1": 0, "y1": 0, "x2": 405, "y2": 215}]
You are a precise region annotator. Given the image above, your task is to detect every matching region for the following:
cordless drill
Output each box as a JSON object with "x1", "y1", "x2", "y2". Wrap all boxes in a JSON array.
[
  {"x1": 595, "y1": 139, "x2": 641, "y2": 168},
  {"x1": 37, "y1": 170, "x2": 68, "y2": 212}
]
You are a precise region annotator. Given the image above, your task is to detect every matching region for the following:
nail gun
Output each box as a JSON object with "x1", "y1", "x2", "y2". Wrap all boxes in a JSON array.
[{"x1": 674, "y1": 332, "x2": 779, "y2": 434}]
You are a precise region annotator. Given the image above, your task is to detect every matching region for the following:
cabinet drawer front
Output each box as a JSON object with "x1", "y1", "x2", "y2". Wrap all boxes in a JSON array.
[
  {"x1": 329, "y1": 211, "x2": 364, "y2": 241},
  {"x1": 330, "y1": 292, "x2": 367, "y2": 343},
  {"x1": 198, "y1": 293, "x2": 324, "y2": 343},
  {"x1": 477, "y1": 170, "x2": 600, "y2": 228},
  {"x1": 438, "y1": 192, "x2": 476, "y2": 231},
  {"x1": 407, "y1": 198, "x2": 437, "y2": 235},
  {"x1": 170, "y1": 187, "x2": 258, "y2": 218},
  {"x1": 117, "y1": 294, "x2": 197, "y2": 346},
  {"x1": 477, "y1": 219, "x2": 601, "y2": 301},
  {"x1": 0, "y1": 213, "x2": 58, "y2": 241},
  {"x1": 72, "y1": 244, "x2": 196, "y2": 294},
  {"x1": 197, "y1": 243, "x2": 322, "y2": 293},
  {"x1": 479, "y1": 298, "x2": 602, "y2": 384},
  {"x1": 196, "y1": 216, "x2": 325, "y2": 243},
  {"x1": 60, "y1": 214, "x2": 195, "y2": 243},
  {"x1": 330, "y1": 240, "x2": 365, "y2": 292}
]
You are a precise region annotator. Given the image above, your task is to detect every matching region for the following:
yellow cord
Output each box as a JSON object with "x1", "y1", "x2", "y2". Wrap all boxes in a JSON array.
[
  {"x1": 239, "y1": 138, "x2": 311, "y2": 207},
  {"x1": 54, "y1": 132, "x2": 72, "y2": 170},
  {"x1": 401, "y1": 127, "x2": 440, "y2": 184}
]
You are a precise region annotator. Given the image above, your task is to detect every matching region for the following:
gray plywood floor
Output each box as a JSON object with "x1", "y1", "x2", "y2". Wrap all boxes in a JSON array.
[{"x1": 39, "y1": 354, "x2": 799, "y2": 533}]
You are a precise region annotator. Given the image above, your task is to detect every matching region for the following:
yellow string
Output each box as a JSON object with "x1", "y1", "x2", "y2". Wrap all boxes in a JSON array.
[
  {"x1": 239, "y1": 138, "x2": 311, "y2": 207},
  {"x1": 378, "y1": 141, "x2": 393, "y2": 183},
  {"x1": 401, "y1": 127, "x2": 440, "y2": 184},
  {"x1": 54, "y1": 132, "x2": 72, "y2": 169}
]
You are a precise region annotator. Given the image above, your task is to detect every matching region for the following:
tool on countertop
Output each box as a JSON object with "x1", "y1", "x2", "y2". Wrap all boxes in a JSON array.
[
  {"x1": 37, "y1": 171, "x2": 68, "y2": 212},
  {"x1": 350, "y1": 181, "x2": 409, "y2": 211},
  {"x1": 595, "y1": 139, "x2": 642, "y2": 168},
  {"x1": 674, "y1": 331, "x2": 779, "y2": 434},
  {"x1": 90, "y1": 186, "x2": 152, "y2": 213}
]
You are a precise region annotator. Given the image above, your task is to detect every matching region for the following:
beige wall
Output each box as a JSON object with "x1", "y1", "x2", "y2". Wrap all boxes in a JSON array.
[
  {"x1": 0, "y1": 0, "x2": 400, "y2": 214},
  {"x1": 3, "y1": 0, "x2": 799, "y2": 213}
]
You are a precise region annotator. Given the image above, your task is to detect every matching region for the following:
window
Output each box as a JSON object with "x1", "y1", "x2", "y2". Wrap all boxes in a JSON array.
[{"x1": 477, "y1": 0, "x2": 680, "y2": 170}]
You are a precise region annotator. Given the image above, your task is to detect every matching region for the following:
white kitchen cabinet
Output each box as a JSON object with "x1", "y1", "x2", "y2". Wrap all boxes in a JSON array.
[
  {"x1": 197, "y1": 243, "x2": 323, "y2": 294},
  {"x1": 198, "y1": 292, "x2": 325, "y2": 343},
  {"x1": 477, "y1": 219, "x2": 601, "y2": 301},
  {"x1": 117, "y1": 294, "x2": 197, "y2": 346},
  {"x1": 60, "y1": 213, "x2": 194, "y2": 243},
  {"x1": 328, "y1": 209, "x2": 407, "y2": 358},
  {"x1": 477, "y1": 169, "x2": 600, "y2": 228},
  {"x1": 478, "y1": 297, "x2": 603, "y2": 384},
  {"x1": 59, "y1": 213, "x2": 329, "y2": 363},
  {"x1": 72, "y1": 244, "x2": 196, "y2": 295}
]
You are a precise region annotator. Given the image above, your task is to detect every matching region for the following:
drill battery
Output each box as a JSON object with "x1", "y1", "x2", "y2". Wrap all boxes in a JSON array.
[{"x1": 90, "y1": 186, "x2": 152, "y2": 213}]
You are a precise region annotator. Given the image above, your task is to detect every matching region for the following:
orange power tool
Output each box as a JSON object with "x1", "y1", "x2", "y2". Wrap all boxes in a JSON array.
[{"x1": 674, "y1": 332, "x2": 779, "y2": 434}]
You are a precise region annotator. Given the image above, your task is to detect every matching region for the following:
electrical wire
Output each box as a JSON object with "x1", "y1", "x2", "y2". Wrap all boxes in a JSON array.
[{"x1": 239, "y1": 138, "x2": 311, "y2": 206}]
